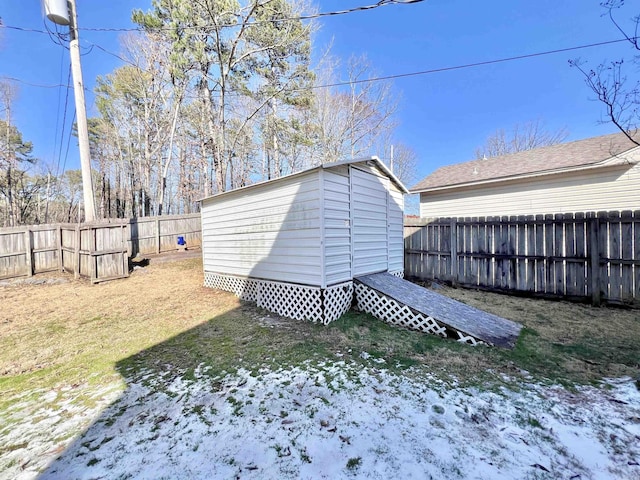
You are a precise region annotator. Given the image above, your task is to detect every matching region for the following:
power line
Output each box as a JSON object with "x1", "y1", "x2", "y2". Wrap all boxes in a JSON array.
[
  {"x1": 0, "y1": 76, "x2": 71, "y2": 89},
  {"x1": 51, "y1": 51, "x2": 67, "y2": 175},
  {"x1": 91, "y1": 0, "x2": 424, "y2": 31},
  {"x1": 43, "y1": 17, "x2": 69, "y2": 49},
  {"x1": 55, "y1": 65, "x2": 73, "y2": 179},
  {"x1": 60, "y1": 110, "x2": 76, "y2": 177},
  {"x1": 2, "y1": 36, "x2": 636, "y2": 93},
  {"x1": 2, "y1": 25, "x2": 49, "y2": 34},
  {"x1": 314, "y1": 36, "x2": 639, "y2": 89},
  {"x1": 2, "y1": 0, "x2": 424, "y2": 35},
  {"x1": 86, "y1": 42, "x2": 135, "y2": 67}
]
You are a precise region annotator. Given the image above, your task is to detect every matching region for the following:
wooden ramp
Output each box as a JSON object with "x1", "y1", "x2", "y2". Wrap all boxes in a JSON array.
[{"x1": 354, "y1": 273, "x2": 522, "y2": 348}]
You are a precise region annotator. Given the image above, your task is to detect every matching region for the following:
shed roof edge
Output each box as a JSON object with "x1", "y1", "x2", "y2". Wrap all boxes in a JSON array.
[{"x1": 199, "y1": 157, "x2": 409, "y2": 203}]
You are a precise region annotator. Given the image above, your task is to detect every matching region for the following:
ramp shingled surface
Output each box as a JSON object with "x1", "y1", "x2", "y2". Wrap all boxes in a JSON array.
[{"x1": 355, "y1": 273, "x2": 522, "y2": 348}]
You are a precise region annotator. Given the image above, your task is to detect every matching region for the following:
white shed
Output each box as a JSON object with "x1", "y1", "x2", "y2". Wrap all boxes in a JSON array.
[{"x1": 201, "y1": 157, "x2": 408, "y2": 324}]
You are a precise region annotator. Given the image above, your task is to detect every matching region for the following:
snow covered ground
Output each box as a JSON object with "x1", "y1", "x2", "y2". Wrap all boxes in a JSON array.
[{"x1": 2, "y1": 360, "x2": 639, "y2": 480}]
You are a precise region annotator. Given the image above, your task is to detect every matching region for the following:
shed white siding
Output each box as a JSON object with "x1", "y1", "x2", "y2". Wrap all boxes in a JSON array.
[
  {"x1": 388, "y1": 184, "x2": 404, "y2": 273},
  {"x1": 322, "y1": 166, "x2": 352, "y2": 286},
  {"x1": 202, "y1": 158, "x2": 407, "y2": 294},
  {"x1": 201, "y1": 171, "x2": 323, "y2": 286},
  {"x1": 351, "y1": 166, "x2": 389, "y2": 276},
  {"x1": 420, "y1": 163, "x2": 640, "y2": 218}
]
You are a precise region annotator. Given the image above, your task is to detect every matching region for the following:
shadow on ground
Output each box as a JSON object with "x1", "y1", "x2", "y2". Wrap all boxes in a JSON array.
[{"x1": 37, "y1": 298, "x2": 340, "y2": 479}]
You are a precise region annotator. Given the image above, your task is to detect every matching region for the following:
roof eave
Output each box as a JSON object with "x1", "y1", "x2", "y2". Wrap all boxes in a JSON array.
[
  {"x1": 410, "y1": 156, "x2": 638, "y2": 194},
  {"x1": 199, "y1": 156, "x2": 409, "y2": 203},
  {"x1": 351, "y1": 156, "x2": 410, "y2": 194}
]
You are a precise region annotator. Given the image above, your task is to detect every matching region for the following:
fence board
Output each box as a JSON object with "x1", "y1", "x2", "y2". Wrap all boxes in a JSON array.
[
  {"x1": 553, "y1": 214, "x2": 564, "y2": 296},
  {"x1": 608, "y1": 211, "x2": 622, "y2": 302},
  {"x1": 524, "y1": 215, "x2": 535, "y2": 293},
  {"x1": 564, "y1": 213, "x2": 576, "y2": 296},
  {"x1": 451, "y1": 219, "x2": 459, "y2": 283},
  {"x1": 470, "y1": 217, "x2": 479, "y2": 286},
  {"x1": 635, "y1": 211, "x2": 640, "y2": 303},
  {"x1": 534, "y1": 214, "x2": 545, "y2": 295},
  {"x1": 487, "y1": 218, "x2": 494, "y2": 287},
  {"x1": 516, "y1": 216, "x2": 525, "y2": 291},
  {"x1": 621, "y1": 210, "x2": 634, "y2": 302},
  {"x1": 444, "y1": 222, "x2": 452, "y2": 280},
  {"x1": 478, "y1": 217, "x2": 489, "y2": 287},
  {"x1": 597, "y1": 211, "x2": 609, "y2": 303},
  {"x1": 573, "y1": 212, "x2": 586, "y2": 297},
  {"x1": 405, "y1": 209, "x2": 640, "y2": 307},
  {"x1": 508, "y1": 216, "x2": 517, "y2": 290}
]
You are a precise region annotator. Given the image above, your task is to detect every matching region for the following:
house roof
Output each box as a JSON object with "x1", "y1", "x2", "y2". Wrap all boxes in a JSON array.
[
  {"x1": 411, "y1": 131, "x2": 640, "y2": 193},
  {"x1": 200, "y1": 156, "x2": 409, "y2": 203}
]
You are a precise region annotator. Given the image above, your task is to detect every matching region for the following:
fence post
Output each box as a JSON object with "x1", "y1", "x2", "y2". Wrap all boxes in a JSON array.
[
  {"x1": 74, "y1": 225, "x2": 80, "y2": 279},
  {"x1": 91, "y1": 226, "x2": 97, "y2": 283},
  {"x1": 122, "y1": 223, "x2": 130, "y2": 278},
  {"x1": 24, "y1": 227, "x2": 33, "y2": 277},
  {"x1": 589, "y1": 215, "x2": 601, "y2": 307},
  {"x1": 156, "y1": 216, "x2": 161, "y2": 254},
  {"x1": 57, "y1": 225, "x2": 64, "y2": 272},
  {"x1": 450, "y1": 218, "x2": 458, "y2": 285}
]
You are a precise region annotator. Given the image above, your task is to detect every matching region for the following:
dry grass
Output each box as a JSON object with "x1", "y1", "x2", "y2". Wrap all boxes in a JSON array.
[
  {"x1": 0, "y1": 259, "x2": 239, "y2": 403},
  {"x1": 1, "y1": 256, "x2": 638, "y2": 413},
  {"x1": 434, "y1": 284, "x2": 640, "y2": 383}
]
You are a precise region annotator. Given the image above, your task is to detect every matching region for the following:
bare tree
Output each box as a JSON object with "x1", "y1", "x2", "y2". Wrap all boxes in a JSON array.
[
  {"x1": 475, "y1": 120, "x2": 569, "y2": 159},
  {"x1": 570, "y1": 0, "x2": 639, "y2": 145},
  {"x1": 0, "y1": 82, "x2": 41, "y2": 226},
  {"x1": 313, "y1": 55, "x2": 398, "y2": 164},
  {"x1": 387, "y1": 142, "x2": 418, "y2": 186}
]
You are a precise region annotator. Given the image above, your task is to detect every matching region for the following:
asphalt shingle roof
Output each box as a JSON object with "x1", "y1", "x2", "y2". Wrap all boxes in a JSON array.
[{"x1": 411, "y1": 131, "x2": 640, "y2": 192}]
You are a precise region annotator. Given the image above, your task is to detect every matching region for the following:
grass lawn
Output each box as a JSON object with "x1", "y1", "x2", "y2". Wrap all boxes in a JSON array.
[{"x1": 1, "y1": 257, "x2": 639, "y2": 478}]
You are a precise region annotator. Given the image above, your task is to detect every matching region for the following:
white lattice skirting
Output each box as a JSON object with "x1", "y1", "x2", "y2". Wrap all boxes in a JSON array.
[
  {"x1": 354, "y1": 283, "x2": 486, "y2": 346},
  {"x1": 204, "y1": 272, "x2": 353, "y2": 324}
]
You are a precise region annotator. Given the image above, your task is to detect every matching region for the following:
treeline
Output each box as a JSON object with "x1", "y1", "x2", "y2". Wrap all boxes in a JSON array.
[{"x1": 1, "y1": 0, "x2": 417, "y2": 226}]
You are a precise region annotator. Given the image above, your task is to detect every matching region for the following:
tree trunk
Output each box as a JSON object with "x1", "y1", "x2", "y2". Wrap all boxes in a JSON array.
[
  {"x1": 202, "y1": 83, "x2": 224, "y2": 194},
  {"x1": 158, "y1": 90, "x2": 182, "y2": 216},
  {"x1": 7, "y1": 164, "x2": 13, "y2": 227}
]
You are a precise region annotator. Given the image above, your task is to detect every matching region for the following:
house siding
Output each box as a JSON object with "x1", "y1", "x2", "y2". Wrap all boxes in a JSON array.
[
  {"x1": 420, "y1": 163, "x2": 640, "y2": 218},
  {"x1": 201, "y1": 172, "x2": 323, "y2": 286}
]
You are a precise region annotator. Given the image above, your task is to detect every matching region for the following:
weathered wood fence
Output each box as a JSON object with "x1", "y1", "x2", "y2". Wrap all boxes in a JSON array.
[
  {"x1": 0, "y1": 213, "x2": 201, "y2": 283},
  {"x1": 127, "y1": 213, "x2": 201, "y2": 257},
  {"x1": 61, "y1": 223, "x2": 130, "y2": 283},
  {"x1": 404, "y1": 211, "x2": 640, "y2": 307}
]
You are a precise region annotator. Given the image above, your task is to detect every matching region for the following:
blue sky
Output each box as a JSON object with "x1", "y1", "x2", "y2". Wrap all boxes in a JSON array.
[{"x1": 0, "y1": 0, "x2": 637, "y2": 185}]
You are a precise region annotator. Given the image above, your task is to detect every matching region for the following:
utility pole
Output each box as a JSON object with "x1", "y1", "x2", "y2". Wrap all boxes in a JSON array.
[
  {"x1": 43, "y1": 0, "x2": 96, "y2": 221},
  {"x1": 5, "y1": 100, "x2": 13, "y2": 226}
]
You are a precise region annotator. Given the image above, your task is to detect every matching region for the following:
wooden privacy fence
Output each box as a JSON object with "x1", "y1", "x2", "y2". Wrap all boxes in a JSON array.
[
  {"x1": 0, "y1": 224, "x2": 63, "y2": 280},
  {"x1": 60, "y1": 223, "x2": 129, "y2": 283},
  {"x1": 0, "y1": 222, "x2": 129, "y2": 283},
  {"x1": 128, "y1": 213, "x2": 201, "y2": 257},
  {"x1": 404, "y1": 211, "x2": 640, "y2": 307},
  {"x1": 0, "y1": 213, "x2": 202, "y2": 283}
]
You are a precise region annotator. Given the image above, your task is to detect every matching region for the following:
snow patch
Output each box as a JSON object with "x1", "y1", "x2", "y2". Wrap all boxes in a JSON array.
[{"x1": 2, "y1": 364, "x2": 639, "y2": 480}]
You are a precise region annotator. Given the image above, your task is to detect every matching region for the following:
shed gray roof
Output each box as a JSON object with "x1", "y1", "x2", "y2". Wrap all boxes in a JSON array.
[{"x1": 411, "y1": 131, "x2": 640, "y2": 193}]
